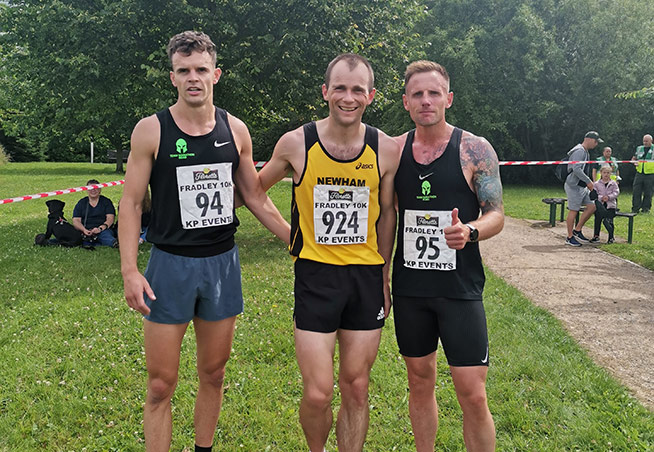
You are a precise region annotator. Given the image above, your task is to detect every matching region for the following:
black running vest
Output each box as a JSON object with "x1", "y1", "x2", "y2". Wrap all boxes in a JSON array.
[
  {"x1": 392, "y1": 128, "x2": 485, "y2": 299},
  {"x1": 147, "y1": 107, "x2": 240, "y2": 257}
]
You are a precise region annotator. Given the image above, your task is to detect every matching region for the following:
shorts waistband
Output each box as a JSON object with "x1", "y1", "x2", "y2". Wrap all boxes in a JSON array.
[{"x1": 154, "y1": 237, "x2": 235, "y2": 258}]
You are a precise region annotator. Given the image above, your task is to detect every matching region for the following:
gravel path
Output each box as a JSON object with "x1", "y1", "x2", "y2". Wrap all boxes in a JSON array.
[{"x1": 480, "y1": 216, "x2": 654, "y2": 410}]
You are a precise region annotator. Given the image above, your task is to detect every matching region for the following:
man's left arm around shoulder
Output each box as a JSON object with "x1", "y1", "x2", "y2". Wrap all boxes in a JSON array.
[
  {"x1": 445, "y1": 135, "x2": 504, "y2": 249},
  {"x1": 376, "y1": 132, "x2": 401, "y2": 317},
  {"x1": 230, "y1": 114, "x2": 291, "y2": 245}
]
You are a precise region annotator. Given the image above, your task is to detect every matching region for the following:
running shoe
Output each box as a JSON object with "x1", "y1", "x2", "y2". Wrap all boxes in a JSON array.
[
  {"x1": 565, "y1": 236, "x2": 582, "y2": 247},
  {"x1": 589, "y1": 236, "x2": 600, "y2": 243},
  {"x1": 572, "y1": 230, "x2": 590, "y2": 243},
  {"x1": 607, "y1": 238, "x2": 615, "y2": 244}
]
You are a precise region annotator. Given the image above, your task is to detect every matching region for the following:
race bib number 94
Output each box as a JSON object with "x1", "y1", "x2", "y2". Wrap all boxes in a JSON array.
[
  {"x1": 403, "y1": 209, "x2": 456, "y2": 270},
  {"x1": 313, "y1": 185, "x2": 370, "y2": 245},
  {"x1": 176, "y1": 163, "x2": 234, "y2": 229}
]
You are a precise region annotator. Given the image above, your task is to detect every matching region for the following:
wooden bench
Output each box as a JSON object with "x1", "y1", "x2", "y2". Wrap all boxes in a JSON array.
[
  {"x1": 542, "y1": 197, "x2": 567, "y2": 227},
  {"x1": 615, "y1": 211, "x2": 637, "y2": 244},
  {"x1": 106, "y1": 149, "x2": 130, "y2": 163},
  {"x1": 575, "y1": 206, "x2": 637, "y2": 244}
]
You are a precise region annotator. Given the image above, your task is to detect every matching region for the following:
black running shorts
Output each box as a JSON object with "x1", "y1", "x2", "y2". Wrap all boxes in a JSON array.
[
  {"x1": 294, "y1": 259, "x2": 385, "y2": 333},
  {"x1": 393, "y1": 296, "x2": 489, "y2": 366}
]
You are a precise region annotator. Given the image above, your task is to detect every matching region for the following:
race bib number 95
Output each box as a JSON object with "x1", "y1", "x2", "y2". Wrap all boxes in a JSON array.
[
  {"x1": 176, "y1": 163, "x2": 234, "y2": 229},
  {"x1": 403, "y1": 209, "x2": 456, "y2": 270},
  {"x1": 313, "y1": 185, "x2": 370, "y2": 245}
]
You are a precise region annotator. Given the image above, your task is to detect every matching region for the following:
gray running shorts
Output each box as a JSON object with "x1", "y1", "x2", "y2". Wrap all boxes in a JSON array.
[
  {"x1": 565, "y1": 182, "x2": 592, "y2": 211},
  {"x1": 143, "y1": 245, "x2": 244, "y2": 324}
]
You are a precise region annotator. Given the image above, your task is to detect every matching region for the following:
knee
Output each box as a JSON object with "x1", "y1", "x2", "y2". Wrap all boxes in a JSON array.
[
  {"x1": 198, "y1": 363, "x2": 227, "y2": 389},
  {"x1": 303, "y1": 384, "x2": 333, "y2": 411},
  {"x1": 407, "y1": 370, "x2": 435, "y2": 395},
  {"x1": 458, "y1": 390, "x2": 489, "y2": 415},
  {"x1": 339, "y1": 375, "x2": 370, "y2": 407},
  {"x1": 147, "y1": 375, "x2": 178, "y2": 406}
]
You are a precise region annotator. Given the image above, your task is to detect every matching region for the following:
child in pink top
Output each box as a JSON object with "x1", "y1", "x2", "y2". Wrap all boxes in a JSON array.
[{"x1": 591, "y1": 165, "x2": 620, "y2": 243}]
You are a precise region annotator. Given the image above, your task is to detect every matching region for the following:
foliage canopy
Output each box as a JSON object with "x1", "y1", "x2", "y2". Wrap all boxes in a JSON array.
[{"x1": 1, "y1": 0, "x2": 653, "y2": 183}]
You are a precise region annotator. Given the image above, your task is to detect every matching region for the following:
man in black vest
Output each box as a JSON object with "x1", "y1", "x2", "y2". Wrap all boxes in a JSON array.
[
  {"x1": 119, "y1": 31, "x2": 290, "y2": 452},
  {"x1": 392, "y1": 60, "x2": 504, "y2": 452}
]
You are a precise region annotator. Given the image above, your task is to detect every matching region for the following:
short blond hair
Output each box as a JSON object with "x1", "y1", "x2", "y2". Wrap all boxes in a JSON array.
[{"x1": 404, "y1": 60, "x2": 450, "y2": 90}]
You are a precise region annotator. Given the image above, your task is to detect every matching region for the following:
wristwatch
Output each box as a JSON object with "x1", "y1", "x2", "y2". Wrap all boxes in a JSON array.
[{"x1": 465, "y1": 224, "x2": 479, "y2": 242}]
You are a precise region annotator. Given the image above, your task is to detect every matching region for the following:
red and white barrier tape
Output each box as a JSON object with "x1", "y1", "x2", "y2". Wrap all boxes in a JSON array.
[
  {"x1": 1, "y1": 160, "x2": 650, "y2": 205},
  {"x1": 0, "y1": 180, "x2": 125, "y2": 205},
  {"x1": 498, "y1": 159, "x2": 646, "y2": 166}
]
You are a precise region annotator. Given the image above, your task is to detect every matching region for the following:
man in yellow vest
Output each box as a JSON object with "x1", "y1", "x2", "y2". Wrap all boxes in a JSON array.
[{"x1": 632, "y1": 134, "x2": 654, "y2": 213}]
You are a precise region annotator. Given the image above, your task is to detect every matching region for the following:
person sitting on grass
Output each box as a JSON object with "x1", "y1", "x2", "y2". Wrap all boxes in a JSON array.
[
  {"x1": 72, "y1": 179, "x2": 117, "y2": 247},
  {"x1": 590, "y1": 165, "x2": 619, "y2": 244}
]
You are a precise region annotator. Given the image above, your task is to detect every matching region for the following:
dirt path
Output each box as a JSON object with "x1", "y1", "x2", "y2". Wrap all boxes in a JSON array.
[{"x1": 480, "y1": 216, "x2": 654, "y2": 410}]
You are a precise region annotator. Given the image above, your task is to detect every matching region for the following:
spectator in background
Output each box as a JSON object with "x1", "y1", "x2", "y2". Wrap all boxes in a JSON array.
[
  {"x1": 592, "y1": 146, "x2": 619, "y2": 182},
  {"x1": 564, "y1": 131, "x2": 601, "y2": 247},
  {"x1": 590, "y1": 165, "x2": 619, "y2": 244},
  {"x1": 72, "y1": 179, "x2": 117, "y2": 247},
  {"x1": 631, "y1": 134, "x2": 654, "y2": 213}
]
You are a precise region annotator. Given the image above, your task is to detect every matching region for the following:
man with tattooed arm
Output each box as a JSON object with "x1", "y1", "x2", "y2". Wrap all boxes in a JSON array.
[{"x1": 391, "y1": 60, "x2": 504, "y2": 452}]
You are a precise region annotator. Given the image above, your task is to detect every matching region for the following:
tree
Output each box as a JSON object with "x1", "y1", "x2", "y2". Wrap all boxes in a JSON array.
[
  {"x1": 0, "y1": 0, "x2": 425, "y2": 167},
  {"x1": 616, "y1": 86, "x2": 654, "y2": 100},
  {"x1": 401, "y1": 0, "x2": 654, "y2": 183},
  {"x1": 1, "y1": 1, "x2": 202, "y2": 170}
]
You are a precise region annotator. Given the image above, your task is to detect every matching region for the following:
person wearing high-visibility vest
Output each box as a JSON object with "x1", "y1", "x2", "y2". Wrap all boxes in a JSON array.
[
  {"x1": 631, "y1": 134, "x2": 654, "y2": 213},
  {"x1": 592, "y1": 146, "x2": 620, "y2": 182}
]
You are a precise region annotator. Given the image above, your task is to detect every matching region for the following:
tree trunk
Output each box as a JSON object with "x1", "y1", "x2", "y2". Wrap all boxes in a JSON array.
[{"x1": 115, "y1": 147, "x2": 124, "y2": 173}]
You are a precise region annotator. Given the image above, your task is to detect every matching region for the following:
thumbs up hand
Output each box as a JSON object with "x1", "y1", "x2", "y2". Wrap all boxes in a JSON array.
[
  {"x1": 451, "y1": 207, "x2": 460, "y2": 226},
  {"x1": 443, "y1": 207, "x2": 468, "y2": 250}
]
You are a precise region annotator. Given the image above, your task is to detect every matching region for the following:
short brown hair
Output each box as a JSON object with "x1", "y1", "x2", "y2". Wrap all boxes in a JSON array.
[
  {"x1": 167, "y1": 31, "x2": 217, "y2": 66},
  {"x1": 325, "y1": 53, "x2": 374, "y2": 91},
  {"x1": 404, "y1": 60, "x2": 450, "y2": 90}
]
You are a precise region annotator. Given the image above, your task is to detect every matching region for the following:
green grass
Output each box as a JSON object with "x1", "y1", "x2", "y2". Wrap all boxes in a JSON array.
[
  {"x1": 503, "y1": 184, "x2": 654, "y2": 270},
  {"x1": 1, "y1": 163, "x2": 653, "y2": 451}
]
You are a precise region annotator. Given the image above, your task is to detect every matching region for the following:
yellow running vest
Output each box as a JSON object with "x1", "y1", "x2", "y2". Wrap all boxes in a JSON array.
[{"x1": 290, "y1": 122, "x2": 384, "y2": 266}]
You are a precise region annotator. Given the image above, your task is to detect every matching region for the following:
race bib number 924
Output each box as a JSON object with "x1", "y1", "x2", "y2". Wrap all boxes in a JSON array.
[{"x1": 313, "y1": 185, "x2": 370, "y2": 245}]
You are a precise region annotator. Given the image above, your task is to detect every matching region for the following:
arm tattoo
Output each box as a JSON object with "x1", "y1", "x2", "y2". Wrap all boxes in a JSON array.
[{"x1": 460, "y1": 135, "x2": 504, "y2": 215}]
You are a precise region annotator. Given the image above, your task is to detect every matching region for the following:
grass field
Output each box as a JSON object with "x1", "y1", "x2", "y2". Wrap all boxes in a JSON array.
[{"x1": 1, "y1": 163, "x2": 653, "y2": 451}]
